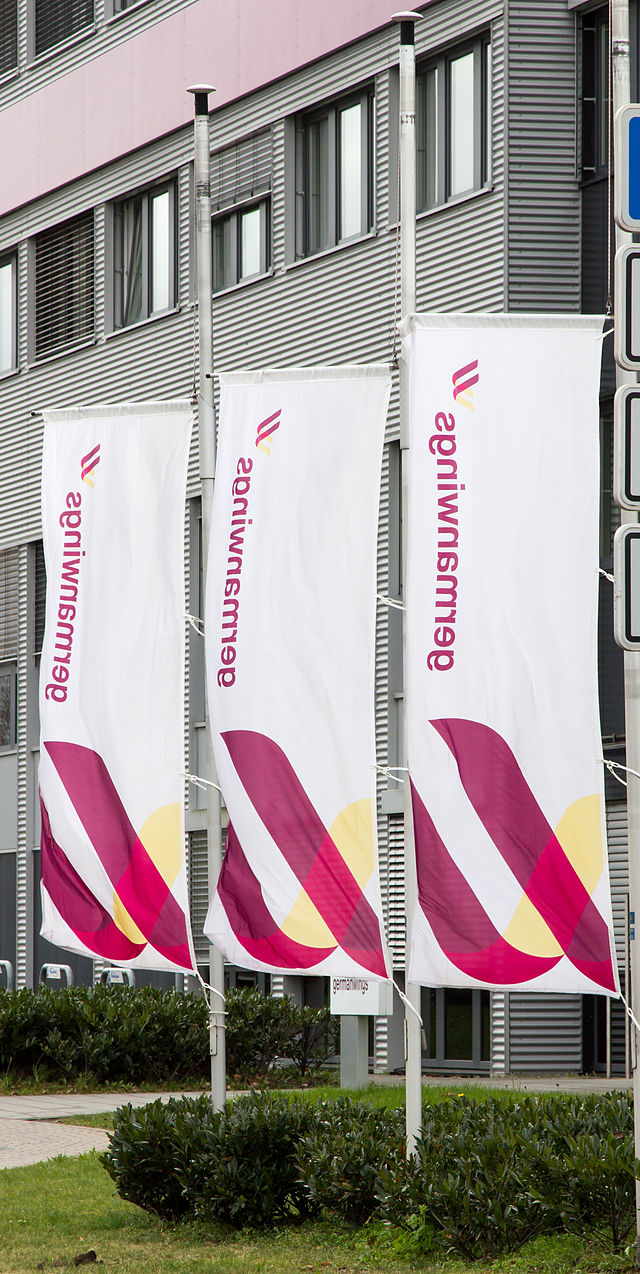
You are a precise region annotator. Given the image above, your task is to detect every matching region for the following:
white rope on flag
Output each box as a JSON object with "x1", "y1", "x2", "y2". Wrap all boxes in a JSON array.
[
  {"x1": 598, "y1": 568, "x2": 615, "y2": 583},
  {"x1": 601, "y1": 758, "x2": 640, "y2": 789},
  {"x1": 619, "y1": 991, "x2": 640, "y2": 1037},
  {"x1": 377, "y1": 594, "x2": 406, "y2": 611},
  {"x1": 182, "y1": 771, "x2": 222, "y2": 794},
  {"x1": 392, "y1": 980, "x2": 423, "y2": 1027},
  {"x1": 186, "y1": 612, "x2": 205, "y2": 634},
  {"x1": 375, "y1": 765, "x2": 407, "y2": 784}
]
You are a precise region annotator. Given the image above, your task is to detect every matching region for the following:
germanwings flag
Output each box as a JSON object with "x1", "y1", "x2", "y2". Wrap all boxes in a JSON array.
[
  {"x1": 403, "y1": 315, "x2": 618, "y2": 996},
  {"x1": 39, "y1": 402, "x2": 196, "y2": 973},
  {"x1": 204, "y1": 367, "x2": 392, "y2": 979}
]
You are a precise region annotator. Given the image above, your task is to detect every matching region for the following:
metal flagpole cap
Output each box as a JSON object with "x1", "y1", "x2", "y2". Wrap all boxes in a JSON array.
[
  {"x1": 187, "y1": 84, "x2": 216, "y2": 95},
  {"x1": 391, "y1": 11, "x2": 423, "y2": 21}
]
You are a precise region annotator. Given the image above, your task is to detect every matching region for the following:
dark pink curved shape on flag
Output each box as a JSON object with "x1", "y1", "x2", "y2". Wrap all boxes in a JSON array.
[
  {"x1": 218, "y1": 824, "x2": 336, "y2": 968},
  {"x1": 412, "y1": 719, "x2": 616, "y2": 992},
  {"x1": 42, "y1": 742, "x2": 192, "y2": 969},
  {"x1": 220, "y1": 729, "x2": 387, "y2": 977},
  {"x1": 40, "y1": 796, "x2": 146, "y2": 961},
  {"x1": 410, "y1": 781, "x2": 561, "y2": 984}
]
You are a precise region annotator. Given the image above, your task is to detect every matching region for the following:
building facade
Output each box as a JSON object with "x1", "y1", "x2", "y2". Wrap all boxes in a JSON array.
[{"x1": 0, "y1": 0, "x2": 630, "y2": 1073}]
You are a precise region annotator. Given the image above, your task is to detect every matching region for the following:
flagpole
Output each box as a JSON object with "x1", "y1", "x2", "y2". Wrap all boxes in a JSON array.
[
  {"x1": 392, "y1": 9, "x2": 422, "y2": 1157},
  {"x1": 611, "y1": 1, "x2": 640, "y2": 1257},
  {"x1": 187, "y1": 83, "x2": 227, "y2": 1112}
]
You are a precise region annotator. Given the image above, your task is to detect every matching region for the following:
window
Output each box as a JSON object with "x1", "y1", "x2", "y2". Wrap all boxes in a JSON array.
[
  {"x1": 0, "y1": 255, "x2": 16, "y2": 374},
  {"x1": 35, "y1": 0, "x2": 93, "y2": 56},
  {"x1": 113, "y1": 181, "x2": 176, "y2": 328},
  {"x1": 417, "y1": 35, "x2": 491, "y2": 210},
  {"x1": 34, "y1": 211, "x2": 94, "y2": 359},
  {"x1": 581, "y1": 8, "x2": 610, "y2": 179},
  {"x1": 0, "y1": 1, "x2": 17, "y2": 74},
  {"x1": 296, "y1": 89, "x2": 373, "y2": 257},
  {"x1": 213, "y1": 198, "x2": 270, "y2": 291},
  {"x1": 0, "y1": 666, "x2": 16, "y2": 749},
  {"x1": 211, "y1": 129, "x2": 272, "y2": 290}
]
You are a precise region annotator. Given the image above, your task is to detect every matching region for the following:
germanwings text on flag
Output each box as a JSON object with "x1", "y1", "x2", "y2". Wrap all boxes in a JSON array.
[
  {"x1": 204, "y1": 366, "x2": 392, "y2": 980},
  {"x1": 402, "y1": 314, "x2": 618, "y2": 997},
  {"x1": 39, "y1": 401, "x2": 196, "y2": 973}
]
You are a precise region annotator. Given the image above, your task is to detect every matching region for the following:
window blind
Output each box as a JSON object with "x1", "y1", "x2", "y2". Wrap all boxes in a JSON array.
[
  {"x1": 211, "y1": 128, "x2": 272, "y2": 212},
  {"x1": 35, "y1": 211, "x2": 94, "y2": 359},
  {"x1": 35, "y1": 0, "x2": 93, "y2": 57},
  {"x1": 0, "y1": 548, "x2": 19, "y2": 662},
  {"x1": 0, "y1": 0, "x2": 17, "y2": 74}
]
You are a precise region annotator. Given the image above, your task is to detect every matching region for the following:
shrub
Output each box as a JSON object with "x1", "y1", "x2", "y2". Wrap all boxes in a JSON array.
[
  {"x1": 297, "y1": 1097, "x2": 404, "y2": 1222},
  {"x1": 0, "y1": 985, "x2": 337, "y2": 1087},
  {"x1": 103, "y1": 1092, "x2": 316, "y2": 1228}
]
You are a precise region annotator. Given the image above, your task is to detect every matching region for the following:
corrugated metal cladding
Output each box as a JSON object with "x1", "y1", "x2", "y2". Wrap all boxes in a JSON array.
[
  {"x1": 506, "y1": 1, "x2": 581, "y2": 311},
  {"x1": 508, "y1": 994, "x2": 583, "y2": 1073},
  {"x1": 0, "y1": 0, "x2": 197, "y2": 112}
]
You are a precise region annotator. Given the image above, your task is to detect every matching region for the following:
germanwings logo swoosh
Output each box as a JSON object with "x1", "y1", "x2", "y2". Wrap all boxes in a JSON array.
[
  {"x1": 40, "y1": 742, "x2": 192, "y2": 970},
  {"x1": 217, "y1": 730, "x2": 387, "y2": 977},
  {"x1": 452, "y1": 361, "x2": 479, "y2": 411},
  {"x1": 412, "y1": 719, "x2": 615, "y2": 992},
  {"x1": 255, "y1": 410, "x2": 281, "y2": 455},
  {"x1": 81, "y1": 445, "x2": 100, "y2": 487}
]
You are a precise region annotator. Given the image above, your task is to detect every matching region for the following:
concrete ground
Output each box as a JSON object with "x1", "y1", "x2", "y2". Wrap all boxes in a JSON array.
[{"x1": 0, "y1": 1076, "x2": 632, "y2": 1170}]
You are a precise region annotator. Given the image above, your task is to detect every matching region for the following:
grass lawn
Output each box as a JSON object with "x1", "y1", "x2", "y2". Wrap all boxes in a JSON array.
[{"x1": 0, "y1": 1152, "x2": 633, "y2": 1274}]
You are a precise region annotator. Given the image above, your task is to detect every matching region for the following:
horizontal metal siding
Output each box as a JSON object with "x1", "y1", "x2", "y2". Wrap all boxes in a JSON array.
[
  {"x1": 507, "y1": 1, "x2": 581, "y2": 310},
  {"x1": 416, "y1": 10, "x2": 506, "y2": 314},
  {"x1": 508, "y1": 993, "x2": 583, "y2": 1072},
  {"x1": 0, "y1": 0, "x2": 198, "y2": 112}
]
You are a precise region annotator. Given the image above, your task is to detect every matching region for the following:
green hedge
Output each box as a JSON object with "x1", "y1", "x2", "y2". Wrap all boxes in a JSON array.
[
  {"x1": 0, "y1": 986, "x2": 338, "y2": 1086},
  {"x1": 102, "y1": 1090, "x2": 637, "y2": 1257}
]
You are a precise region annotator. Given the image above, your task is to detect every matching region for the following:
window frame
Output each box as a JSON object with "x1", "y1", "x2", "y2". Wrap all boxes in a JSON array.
[
  {"x1": 416, "y1": 32, "x2": 491, "y2": 213},
  {"x1": 0, "y1": 252, "x2": 17, "y2": 376},
  {"x1": 33, "y1": 210, "x2": 95, "y2": 362},
  {"x1": 112, "y1": 178, "x2": 177, "y2": 331},
  {"x1": 295, "y1": 87, "x2": 374, "y2": 260},
  {"x1": 212, "y1": 195, "x2": 271, "y2": 293}
]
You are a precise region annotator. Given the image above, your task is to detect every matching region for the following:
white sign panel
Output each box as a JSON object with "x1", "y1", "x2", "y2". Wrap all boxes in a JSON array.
[
  {"x1": 614, "y1": 247, "x2": 640, "y2": 370},
  {"x1": 330, "y1": 976, "x2": 394, "y2": 1016},
  {"x1": 614, "y1": 525, "x2": 640, "y2": 649},
  {"x1": 614, "y1": 385, "x2": 640, "y2": 508}
]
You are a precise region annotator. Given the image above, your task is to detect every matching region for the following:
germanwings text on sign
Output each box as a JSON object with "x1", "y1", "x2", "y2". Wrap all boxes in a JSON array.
[
  {"x1": 204, "y1": 366, "x2": 392, "y2": 980},
  {"x1": 402, "y1": 314, "x2": 618, "y2": 996},
  {"x1": 39, "y1": 402, "x2": 196, "y2": 973}
]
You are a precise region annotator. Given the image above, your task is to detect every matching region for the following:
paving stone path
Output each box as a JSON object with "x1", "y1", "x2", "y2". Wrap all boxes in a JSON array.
[{"x1": 0, "y1": 1077, "x2": 632, "y2": 1170}]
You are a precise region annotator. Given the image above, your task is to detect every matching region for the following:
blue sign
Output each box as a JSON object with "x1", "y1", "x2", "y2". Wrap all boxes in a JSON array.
[
  {"x1": 615, "y1": 105, "x2": 640, "y2": 232},
  {"x1": 630, "y1": 116, "x2": 640, "y2": 221}
]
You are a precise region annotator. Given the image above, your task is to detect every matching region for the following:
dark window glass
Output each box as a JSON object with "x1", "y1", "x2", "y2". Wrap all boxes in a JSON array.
[
  {"x1": 113, "y1": 182, "x2": 175, "y2": 327},
  {"x1": 417, "y1": 34, "x2": 491, "y2": 210},
  {"x1": 35, "y1": 0, "x2": 93, "y2": 56},
  {"x1": 581, "y1": 8, "x2": 610, "y2": 179},
  {"x1": 0, "y1": 0, "x2": 17, "y2": 74},
  {"x1": 297, "y1": 90, "x2": 373, "y2": 258},
  {"x1": 35, "y1": 212, "x2": 94, "y2": 358},
  {"x1": 212, "y1": 198, "x2": 270, "y2": 292}
]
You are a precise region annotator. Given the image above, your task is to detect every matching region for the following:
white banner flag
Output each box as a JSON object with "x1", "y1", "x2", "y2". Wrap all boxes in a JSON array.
[
  {"x1": 204, "y1": 367, "x2": 392, "y2": 979},
  {"x1": 404, "y1": 315, "x2": 618, "y2": 996},
  {"x1": 39, "y1": 402, "x2": 195, "y2": 973}
]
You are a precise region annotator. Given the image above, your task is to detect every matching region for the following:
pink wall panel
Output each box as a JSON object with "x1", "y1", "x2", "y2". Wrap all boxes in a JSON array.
[{"x1": 1, "y1": 0, "x2": 402, "y2": 216}]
